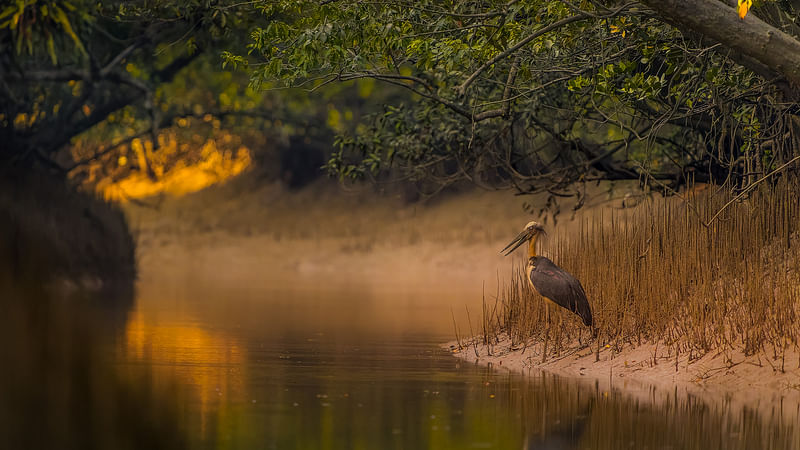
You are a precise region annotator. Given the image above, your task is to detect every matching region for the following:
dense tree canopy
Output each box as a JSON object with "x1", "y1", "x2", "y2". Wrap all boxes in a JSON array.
[
  {"x1": 1, "y1": 1, "x2": 246, "y2": 167},
  {"x1": 5, "y1": 0, "x2": 800, "y2": 202},
  {"x1": 231, "y1": 0, "x2": 800, "y2": 197},
  {"x1": 0, "y1": 0, "x2": 404, "y2": 194}
]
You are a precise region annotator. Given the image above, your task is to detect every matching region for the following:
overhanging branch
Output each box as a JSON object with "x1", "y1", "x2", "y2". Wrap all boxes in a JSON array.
[{"x1": 638, "y1": 0, "x2": 800, "y2": 87}]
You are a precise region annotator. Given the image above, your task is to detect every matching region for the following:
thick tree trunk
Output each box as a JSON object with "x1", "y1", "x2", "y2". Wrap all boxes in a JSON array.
[{"x1": 639, "y1": 0, "x2": 800, "y2": 87}]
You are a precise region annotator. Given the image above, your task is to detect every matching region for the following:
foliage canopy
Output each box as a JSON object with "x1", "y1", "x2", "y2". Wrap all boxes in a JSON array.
[
  {"x1": 1, "y1": 0, "x2": 246, "y2": 167},
  {"x1": 232, "y1": 0, "x2": 800, "y2": 197},
  {"x1": 1, "y1": 0, "x2": 405, "y2": 196}
]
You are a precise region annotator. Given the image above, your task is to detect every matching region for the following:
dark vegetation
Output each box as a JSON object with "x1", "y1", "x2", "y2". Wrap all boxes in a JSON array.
[
  {"x1": 0, "y1": 171, "x2": 135, "y2": 287},
  {"x1": 235, "y1": 0, "x2": 800, "y2": 206},
  {"x1": 0, "y1": 1, "x2": 397, "y2": 186},
  {"x1": 4, "y1": 0, "x2": 800, "y2": 200},
  {"x1": 6, "y1": 0, "x2": 799, "y2": 210},
  {"x1": 0, "y1": 4, "x2": 184, "y2": 442},
  {"x1": 0, "y1": 1, "x2": 372, "y2": 285},
  {"x1": 0, "y1": 0, "x2": 238, "y2": 286},
  {"x1": 479, "y1": 177, "x2": 800, "y2": 365},
  {"x1": 0, "y1": 1, "x2": 248, "y2": 169}
]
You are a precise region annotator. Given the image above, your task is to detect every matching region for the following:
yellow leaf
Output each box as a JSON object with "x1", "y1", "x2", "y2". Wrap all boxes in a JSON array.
[
  {"x1": 10, "y1": 7, "x2": 22, "y2": 29},
  {"x1": 0, "y1": 6, "x2": 15, "y2": 20},
  {"x1": 46, "y1": 34, "x2": 57, "y2": 65},
  {"x1": 738, "y1": 0, "x2": 752, "y2": 19},
  {"x1": 53, "y1": 5, "x2": 87, "y2": 57}
]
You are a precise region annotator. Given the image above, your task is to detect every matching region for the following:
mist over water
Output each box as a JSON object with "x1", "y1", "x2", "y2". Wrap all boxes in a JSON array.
[{"x1": 3, "y1": 248, "x2": 797, "y2": 449}]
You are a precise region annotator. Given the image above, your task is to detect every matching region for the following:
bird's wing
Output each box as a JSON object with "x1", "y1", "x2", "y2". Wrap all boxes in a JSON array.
[{"x1": 530, "y1": 257, "x2": 593, "y2": 326}]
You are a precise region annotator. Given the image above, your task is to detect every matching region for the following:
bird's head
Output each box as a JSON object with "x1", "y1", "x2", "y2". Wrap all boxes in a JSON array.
[{"x1": 501, "y1": 221, "x2": 546, "y2": 256}]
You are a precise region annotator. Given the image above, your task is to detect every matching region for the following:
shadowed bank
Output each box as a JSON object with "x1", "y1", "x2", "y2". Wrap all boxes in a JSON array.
[{"x1": 0, "y1": 172, "x2": 188, "y2": 449}]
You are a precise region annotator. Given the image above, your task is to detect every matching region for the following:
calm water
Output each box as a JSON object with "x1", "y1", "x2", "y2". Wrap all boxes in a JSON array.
[{"x1": 1, "y1": 261, "x2": 799, "y2": 449}]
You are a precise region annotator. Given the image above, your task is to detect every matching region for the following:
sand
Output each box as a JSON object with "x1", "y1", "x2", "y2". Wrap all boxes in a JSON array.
[{"x1": 445, "y1": 335, "x2": 800, "y2": 425}]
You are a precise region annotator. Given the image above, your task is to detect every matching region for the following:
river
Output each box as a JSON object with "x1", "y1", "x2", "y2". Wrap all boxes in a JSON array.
[{"x1": 1, "y1": 255, "x2": 798, "y2": 449}]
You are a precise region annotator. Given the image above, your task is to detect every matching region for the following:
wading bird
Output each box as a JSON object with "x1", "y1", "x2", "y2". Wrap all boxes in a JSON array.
[{"x1": 501, "y1": 221, "x2": 593, "y2": 327}]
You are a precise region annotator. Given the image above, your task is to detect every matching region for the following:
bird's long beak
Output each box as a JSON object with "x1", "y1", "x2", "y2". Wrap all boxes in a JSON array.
[{"x1": 501, "y1": 230, "x2": 532, "y2": 256}]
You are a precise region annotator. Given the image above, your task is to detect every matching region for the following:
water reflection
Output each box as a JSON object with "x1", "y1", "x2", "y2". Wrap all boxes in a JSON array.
[
  {"x1": 125, "y1": 267, "x2": 799, "y2": 449},
  {"x1": 1, "y1": 270, "x2": 798, "y2": 449},
  {"x1": 0, "y1": 281, "x2": 187, "y2": 450},
  {"x1": 122, "y1": 309, "x2": 246, "y2": 441}
]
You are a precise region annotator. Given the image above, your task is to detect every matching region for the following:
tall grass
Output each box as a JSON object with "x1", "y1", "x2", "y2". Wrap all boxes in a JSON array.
[{"x1": 482, "y1": 178, "x2": 800, "y2": 366}]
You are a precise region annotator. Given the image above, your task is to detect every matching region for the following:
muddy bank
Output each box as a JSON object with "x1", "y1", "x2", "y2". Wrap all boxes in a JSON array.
[{"x1": 446, "y1": 336, "x2": 800, "y2": 426}]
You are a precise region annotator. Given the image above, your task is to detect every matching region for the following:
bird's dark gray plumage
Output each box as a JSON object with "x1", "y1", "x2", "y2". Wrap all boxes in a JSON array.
[
  {"x1": 528, "y1": 256, "x2": 593, "y2": 327},
  {"x1": 502, "y1": 220, "x2": 594, "y2": 328}
]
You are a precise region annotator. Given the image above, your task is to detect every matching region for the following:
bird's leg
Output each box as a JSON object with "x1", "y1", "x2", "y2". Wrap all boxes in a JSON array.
[
  {"x1": 541, "y1": 329, "x2": 549, "y2": 364},
  {"x1": 557, "y1": 312, "x2": 564, "y2": 355},
  {"x1": 541, "y1": 303, "x2": 551, "y2": 363}
]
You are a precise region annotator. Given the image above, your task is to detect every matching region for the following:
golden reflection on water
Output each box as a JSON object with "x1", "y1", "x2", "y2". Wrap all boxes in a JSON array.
[
  {"x1": 0, "y1": 283, "x2": 188, "y2": 450},
  {"x1": 122, "y1": 309, "x2": 246, "y2": 439}
]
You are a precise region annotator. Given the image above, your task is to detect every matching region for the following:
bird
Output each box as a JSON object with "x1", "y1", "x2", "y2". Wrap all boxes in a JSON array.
[{"x1": 501, "y1": 221, "x2": 593, "y2": 327}]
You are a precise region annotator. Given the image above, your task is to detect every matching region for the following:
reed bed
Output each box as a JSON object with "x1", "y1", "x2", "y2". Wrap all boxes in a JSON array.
[{"x1": 481, "y1": 177, "x2": 800, "y2": 365}]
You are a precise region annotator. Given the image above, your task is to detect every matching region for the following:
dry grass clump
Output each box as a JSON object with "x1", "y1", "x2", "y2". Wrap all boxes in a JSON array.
[{"x1": 482, "y1": 178, "x2": 800, "y2": 366}]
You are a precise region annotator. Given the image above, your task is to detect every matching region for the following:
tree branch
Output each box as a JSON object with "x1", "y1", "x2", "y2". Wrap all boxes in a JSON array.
[
  {"x1": 100, "y1": 39, "x2": 147, "y2": 77},
  {"x1": 66, "y1": 109, "x2": 276, "y2": 171},
  {"x1": 36, "y1": 51, "x2": 203, "y2": 155},
  {"x1": 638, "y1": 0, "x2": 800, "y2": 86},
  {"x1": 456, "y1": 13, "x2": 590, "y2": 95}
]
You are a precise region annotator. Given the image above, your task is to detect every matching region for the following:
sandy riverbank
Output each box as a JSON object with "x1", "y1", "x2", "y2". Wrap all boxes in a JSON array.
[{"x1": 446, "y1": 335, "x2": 800, "y2": 426}]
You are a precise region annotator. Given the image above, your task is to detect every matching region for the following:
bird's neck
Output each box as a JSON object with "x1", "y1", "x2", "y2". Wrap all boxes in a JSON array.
[{"x1": 528, "y1": 234, "x2": 538, "y2": 259}]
